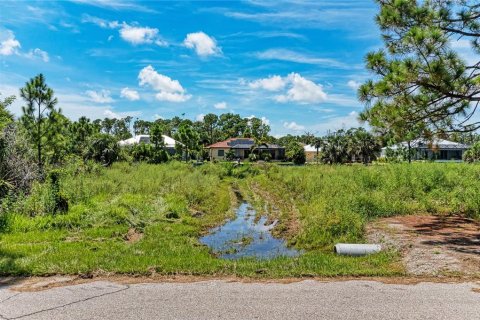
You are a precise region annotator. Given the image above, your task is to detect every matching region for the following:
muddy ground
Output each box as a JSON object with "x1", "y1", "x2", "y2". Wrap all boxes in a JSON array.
[{"x1": 367, "y1": 215, "x2": 480, "y2": 277}]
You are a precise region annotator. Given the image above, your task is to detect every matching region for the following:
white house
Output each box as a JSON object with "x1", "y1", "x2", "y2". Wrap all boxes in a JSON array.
[
  {"x1": 381, "y1": 138, "x2": 469, "y2": 161},
  {"x1": 118, "y1": 135, "x2": 183, "y2": 155}
]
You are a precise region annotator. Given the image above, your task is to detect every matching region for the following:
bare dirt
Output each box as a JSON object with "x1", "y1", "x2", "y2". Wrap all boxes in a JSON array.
[
  {"x1": 367, "y1": 215, "x2": 480, "y2": 277},
  {"x1": 124, "y1": 228, "x2": 143, "y2": 243}
]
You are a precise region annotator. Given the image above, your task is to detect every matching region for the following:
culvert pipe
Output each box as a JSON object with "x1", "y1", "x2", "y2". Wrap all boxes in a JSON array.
[{"x1": 334, "y1": 243, "x2": 382, "y2": 256}]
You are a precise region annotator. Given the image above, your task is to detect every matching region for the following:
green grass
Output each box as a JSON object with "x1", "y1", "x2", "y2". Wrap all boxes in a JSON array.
[
  {"x1": 250, "y1": 163, "x2": 480, "y2": 251},
  {"x1": 2, "y1": 162, "x2": 478, "y2": 278}
]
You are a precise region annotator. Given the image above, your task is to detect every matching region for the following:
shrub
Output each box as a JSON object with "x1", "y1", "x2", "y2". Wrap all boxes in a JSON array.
[
  {"x1": 463, "y1": 141, "x2": 480, "y2": 163},
  {"x1": 85, "y1": 134, "x2": 120, "y2": 166}
]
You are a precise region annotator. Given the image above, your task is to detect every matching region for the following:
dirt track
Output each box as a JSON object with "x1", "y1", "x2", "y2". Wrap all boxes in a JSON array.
[{"x1": 368, "y1": 215, "x2": 480, "y2": 276}]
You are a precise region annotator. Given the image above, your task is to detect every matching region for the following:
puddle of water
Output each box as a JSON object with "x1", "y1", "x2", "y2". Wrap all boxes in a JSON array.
[{"x1": 199, "y1": 202, "x2": 301, "y2": 260}]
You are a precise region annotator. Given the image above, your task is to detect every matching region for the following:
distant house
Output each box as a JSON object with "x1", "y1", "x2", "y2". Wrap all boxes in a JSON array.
[
  {"x1": 118, "y1": 134, "x2": 183, "y2": 155},
  {"x1": 380, "y1": 138, "x2": 469, "y2": 161},
  {"x1": 304, "y1": 144, "x2": 320, "y2": 162},
  {"x1": 206, "y1": 138, "x2": 285, "y2": 161}
]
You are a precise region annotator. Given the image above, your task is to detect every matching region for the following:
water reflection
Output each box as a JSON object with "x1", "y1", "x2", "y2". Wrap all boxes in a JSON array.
[{"x1": 200, "y1": 202, "x2": 300, "y2": 259}]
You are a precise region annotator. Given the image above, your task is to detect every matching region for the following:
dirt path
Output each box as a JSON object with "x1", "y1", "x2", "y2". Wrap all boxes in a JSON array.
[
  {"x1": 367, "y1": 215, "x2": 480, "y2": 277},
  {"x1": 246, "y1": 181, "x2": 301, "y2": 240}
]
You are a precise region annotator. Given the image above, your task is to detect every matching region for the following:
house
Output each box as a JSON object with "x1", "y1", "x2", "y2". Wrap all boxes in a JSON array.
[
  {"x1": 380, "y1": 138, "x2": 469, "y2": 161},
  {"x1": 304, "y1": 144, "x2": 320, "y2": 162},
  {"x1": 206, "y1": 138, "x2": 285, "y2": 161},
  {"x1": 118, "y1": 134, "x2": 183, "y2": 155}
]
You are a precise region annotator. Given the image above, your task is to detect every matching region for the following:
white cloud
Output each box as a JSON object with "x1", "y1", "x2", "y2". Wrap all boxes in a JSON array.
[
  {"x1": 138, "y1": 65, "x2": 191, "y2": 102},
  {"x1": 81, "y1": 15, "x2": 167, "y2": 46},
  {"x1": 0, "y1": 30, "x2": 21, "y2": 56},
  {"x1": 254, "y1": 49, "x2": 352, "y2": 69},
  {"x1": 0, "y1": 82, "x2": 140, "y2": 120},
  {"x1": 283, "y1": 121, "x2": 305, "y2": 131},
  {"x1": 279, "y1": 73, "x2": 327, "y2": 104},
  {"x1": 81, "y1": 14, "x2": 119, "y2": 28},
  {"x1": 183, "y1": 32, "x2": 221, "y2": 57},
  {"x1": 214, "y1": 101, "x2": 227, "y2": 109},
  {"x1": 249, "y1": 75, "x2": 286, "y2": 91},
  {"x1": 196, "y1": 113, "x2": 205, "y2": 121},
  {"x1": 347, "y1": 80, "x2": 361, "y2": 90},
  {"x1": 85, "y1": 89, "x2": 114, "y2": 103},
  {"x1": 71, "y1": 0, "x2": 155, "y2": 13},
  {"x1": 261, "y1": 116, "x2": 270, "y2": 126},
  {"x1": 120, "y1": 87, "x2": 140, "y2": 101},
  {"x1": 247, "y1": 115, "x2": 270, "y2": 126},
  {"x1": 119, "y1": 24, "x2": 166, "y2": 46},
  {"x1": 25, "y1": 48, "x2": 49, "y2": 62},
  {"x1": 249, "y1": 73, "x2": 327, "y2": 104},
  {"x1": 310, "y1": 111, "x2": 362, "y2": 134}
]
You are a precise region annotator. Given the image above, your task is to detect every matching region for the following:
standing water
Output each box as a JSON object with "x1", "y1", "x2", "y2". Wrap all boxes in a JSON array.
[{"x1": 200, "y1": 201, "x2": 300, "y2": 259}]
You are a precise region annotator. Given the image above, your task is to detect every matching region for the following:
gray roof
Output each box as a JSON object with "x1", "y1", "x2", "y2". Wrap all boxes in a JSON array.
[{"x1": 382, "y1": 138, "x2": 470, "y2": 151}]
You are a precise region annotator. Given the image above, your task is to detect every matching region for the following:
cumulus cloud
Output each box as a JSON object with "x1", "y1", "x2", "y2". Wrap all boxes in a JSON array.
[
  {"x1": 138, "y1": 65, "x2": 191, "y2": 102},
  {"x1": 86, "y1": 89, "x2": 114, "y2": 103},
  {"x1": 249, "y1": 73, "x2": 327, "y2": 104},
  {"x1": 260, "y1": 116, "x2": 270, "y2": 126},
  {"x1": 214, "y1": 101, "x2": 227, "y2": 109},
  {"x1": 347, "y1": 80, "x2": 361, "y2": 90},
  {"x1": 196, "y1": 113, "x2": 205, "y2": 121},
  {"x1": 276, "y1": 73, "x2": 327, "y2": 103},
  {"x1": 0, "y1": 30, "x2": 21, "y2": 56},
  {"x1": 120, "y1": 87, "x2": 140, "y2": 101},
  {"x1": 248, "y1": 75, "x2": 286, "y2": 91},
  {"x1": 183, "y1": 32, "x2": 221, "y2": 57},
  {"x1": 283, "y1": 121, "x2": 305, "y2": 131},
  {"x1": 119, "y1": 24, "x2": 166, "y2": 46},
  {"x1": 25, "y1": 48, "x2": 49, "y2": 62},
  {"x1": 81, "y1": 15, "x2": 167, "y2": 46}
]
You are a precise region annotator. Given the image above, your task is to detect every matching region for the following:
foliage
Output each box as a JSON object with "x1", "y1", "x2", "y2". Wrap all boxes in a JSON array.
[
  {"x1": 225, "y1": 149, "x2": 236, "y2": 161},
  {"x1": 85, "y1": 134, "x2": 120, "y2": 166},
  {"x1": 19, "y1": 74, "x2": 61, "y2": 172},
  {"x1": 254, "y1": 163, "x2": 480, "y2": 251},
  {"x1": 360, "y1": 0, "x2": 480, "y2": 137},
  {"x1": 175, "y1": 122, "x2": 200, "y2": 161},
  {"x1": 321, "y1": 128, "x2": 380, "y2": 164},
  {"x1": 3, "y1": 162, "x2": 479, "y2": 277},
  {"x1": 0, "y1": 125, "x2": 38, "y2": 201},
  {"x1": 0, "y1": 93, "x2": 14, "y2": 132},
  {"x1": 464, "y1": 141, "x2": 480, "y2": 162},
  {"x1": 285, "y1": 141, "x2": 306, "y2": 165}
]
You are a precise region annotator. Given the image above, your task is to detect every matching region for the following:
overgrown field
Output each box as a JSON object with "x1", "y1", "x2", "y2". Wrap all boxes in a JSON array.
[
  {"x1": 248, "y1": 163, "x2": 480, "y2": 251},
  {"x1": 1, "y1": 162, "x2": 479, "y2": 277}
]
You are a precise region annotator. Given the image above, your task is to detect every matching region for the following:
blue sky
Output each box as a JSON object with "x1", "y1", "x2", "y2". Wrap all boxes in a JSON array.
[{"x1": 0, "y1": 0, "x2": 383, "y2": 136}]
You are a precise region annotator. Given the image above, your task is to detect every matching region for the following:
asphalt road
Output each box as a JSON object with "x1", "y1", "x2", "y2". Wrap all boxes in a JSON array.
[{"x1": 0, "y1": 279, "x2": 479, "y2": 319}]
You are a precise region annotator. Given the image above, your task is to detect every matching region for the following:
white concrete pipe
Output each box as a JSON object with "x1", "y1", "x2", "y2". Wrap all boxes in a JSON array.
[{"x1": 334, "y1": 243, "x2": 382, "y2": 256}]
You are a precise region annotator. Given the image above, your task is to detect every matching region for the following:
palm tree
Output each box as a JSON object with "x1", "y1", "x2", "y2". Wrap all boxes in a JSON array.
[{"x1": 313, "y1": 137, "x2": 322, "y2": 163}]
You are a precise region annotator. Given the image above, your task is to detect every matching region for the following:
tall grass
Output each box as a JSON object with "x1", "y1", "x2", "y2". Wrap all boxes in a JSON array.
[
  {"x1": 3, "y1": 162, "x2": 477, "y2": 277},
  {"x1": 252, "y1": 163, "x2": 480, "y2": 250}
]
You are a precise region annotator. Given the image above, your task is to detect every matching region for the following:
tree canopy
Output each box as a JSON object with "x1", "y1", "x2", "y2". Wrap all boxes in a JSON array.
[{"x1": 360, "y1": 0, "x2": 480, "y2": 138}]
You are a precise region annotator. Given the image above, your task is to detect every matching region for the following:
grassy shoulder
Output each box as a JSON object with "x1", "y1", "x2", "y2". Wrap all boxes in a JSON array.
[{"x1": 2, "y1": 162, "x2": 478, "y2": 278}]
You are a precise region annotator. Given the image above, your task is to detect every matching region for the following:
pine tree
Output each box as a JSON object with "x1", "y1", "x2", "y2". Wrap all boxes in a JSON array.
[
  {"x1": 20, "y1": 74, "x2": 59, "y2": 174},
  {"x1": 360, "y1": 1, "x2": 480, "y2": 137}
]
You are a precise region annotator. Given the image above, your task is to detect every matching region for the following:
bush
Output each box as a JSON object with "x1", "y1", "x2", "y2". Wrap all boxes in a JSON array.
[
  {"x1": 286, "y1": 142, "x2": 306, "y2": 165},
  {"x1": 85, "y1": 134, "x2": 120, "y2": 166},
  {"x1": 463, "y1": 142, "x2": 480, "y2": 162}
]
